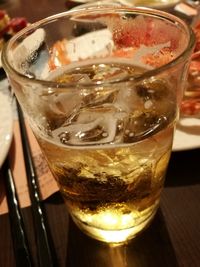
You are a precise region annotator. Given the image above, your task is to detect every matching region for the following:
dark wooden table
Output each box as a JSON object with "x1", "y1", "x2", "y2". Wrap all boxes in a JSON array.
[{"x1": 0, "y1": 1, "x2": 200, "y2": 266}]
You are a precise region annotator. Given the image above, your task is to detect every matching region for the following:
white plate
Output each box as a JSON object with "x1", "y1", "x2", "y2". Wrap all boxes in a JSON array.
[
  {"x1": 173, "y1": 117, "x2": 200, "y2": 151},
  {"x1": 0, "y1": 91, "x2": 13, "y2": 167},
  {"x1": 71, "y1": 0, "x2": 122, "y2": 10},
  {"x1": 119, "y1": 0, "x2": 181, "y2": 9},
  {"x1": 71, "y1": 0, "x2": 181, "y2": 10}
]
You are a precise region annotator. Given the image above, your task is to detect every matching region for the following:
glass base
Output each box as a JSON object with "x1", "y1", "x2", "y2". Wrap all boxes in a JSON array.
[{"x1": 72, "y1": 210, "x2": 157, "y2": 244}]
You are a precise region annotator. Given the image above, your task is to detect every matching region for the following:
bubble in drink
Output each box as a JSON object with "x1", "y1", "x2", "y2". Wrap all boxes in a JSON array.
[{"x1": 34, "y1": 61, "x2": 176, "y2": 243}]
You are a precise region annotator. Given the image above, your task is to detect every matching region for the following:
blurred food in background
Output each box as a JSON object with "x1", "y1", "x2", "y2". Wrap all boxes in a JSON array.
[
  {"x1": 0, "y1": 9, "x2": 27, "y2": 49},
  {"x1": 181, "y1": 21, "x2": 200, "y2": 117}
]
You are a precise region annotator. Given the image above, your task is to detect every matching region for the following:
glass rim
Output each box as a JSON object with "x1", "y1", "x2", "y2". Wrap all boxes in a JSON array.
[{"x1": 2, "y1": 6, "x2": 196, "y2": 88}]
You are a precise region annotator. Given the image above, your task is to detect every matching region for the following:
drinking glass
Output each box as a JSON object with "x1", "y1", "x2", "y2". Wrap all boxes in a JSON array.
[{"x1": 2, "y1": 7, "x2": 195, "y2": 243}]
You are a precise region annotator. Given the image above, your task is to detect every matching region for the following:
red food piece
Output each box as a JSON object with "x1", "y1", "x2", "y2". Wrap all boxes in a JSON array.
[
  {"x1": 0, "y1": 10, "x2": 6, "y2": 20},
  {"x1": 114, "y1": 31, "x2": 134, "y2": 47},
  {"x1": 49, "y1": 40, "x2": 70, "y2": 70},
  {"x1": 112, "y1": 17, "x2": 179, "y2": 50},
  {"x1": 181, "y1": 99, "x2": 200, "y2": 116},
  {"x1": 9, "y1": 17, "x2": 27, "y2": 33},
  {"x1": 193, "y1": 22, "x2": 200, "y2": 52}
]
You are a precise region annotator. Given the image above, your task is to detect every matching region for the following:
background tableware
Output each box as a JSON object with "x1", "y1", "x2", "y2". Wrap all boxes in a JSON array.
[{"x1": 0, "y1": 91, "x2": 13, "y2": 167}]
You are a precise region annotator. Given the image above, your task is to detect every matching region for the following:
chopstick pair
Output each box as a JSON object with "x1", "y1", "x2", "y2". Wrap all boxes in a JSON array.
[
  {"x1": 3, "y1": 97, "x2": 57, "y2": 266},
  {"x1": 2, "y1": 157, "x2": 33, "y2": 267},
  {"x1": 16, "y1": 102, "x2": 58, "y2": 267}
]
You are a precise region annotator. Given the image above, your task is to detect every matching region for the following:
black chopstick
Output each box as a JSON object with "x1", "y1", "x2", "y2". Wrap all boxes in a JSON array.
[
  {"x1": 17, "y1": 102, "x2": 57, "y2": 267},
  {"x1": 2, "y1": 157, "x2": 33, "y2": 267}
]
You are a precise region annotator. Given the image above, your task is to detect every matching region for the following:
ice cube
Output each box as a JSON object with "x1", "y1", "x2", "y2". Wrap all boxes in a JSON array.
[
  {"x1": 123, "y1": 112, "x2": 168, "y2": 143},
  {"x1": 12, "y1": 28, "x2": 46, "y2": 74},
  {"x1": 52, "y1": 111, "x2": 119, "y2": 145}
]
